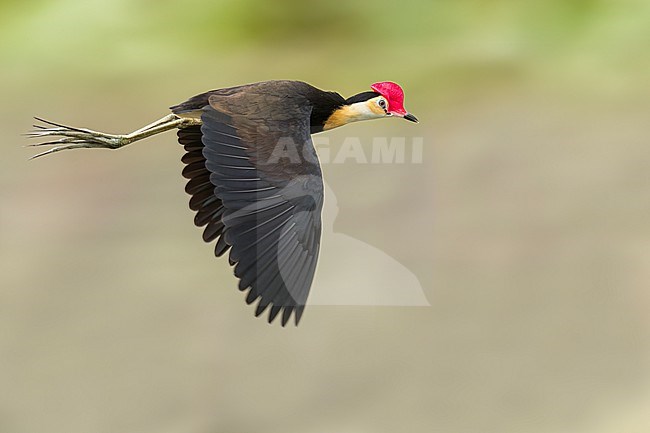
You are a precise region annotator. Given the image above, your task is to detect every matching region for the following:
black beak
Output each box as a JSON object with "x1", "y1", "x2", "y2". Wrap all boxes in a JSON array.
[{"x1": 403, "y1": 113, "x2": 419, "y2": 123}]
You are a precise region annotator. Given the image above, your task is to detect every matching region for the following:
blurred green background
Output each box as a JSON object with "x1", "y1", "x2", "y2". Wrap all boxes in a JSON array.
[{"x1": 1, "y1": 0, "x2": 649, "y2": 432}]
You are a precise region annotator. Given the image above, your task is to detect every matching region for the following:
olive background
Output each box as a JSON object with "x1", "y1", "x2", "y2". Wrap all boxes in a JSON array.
[{"x1": 1, "y1": 1, "x2": 649, "y2": 432}]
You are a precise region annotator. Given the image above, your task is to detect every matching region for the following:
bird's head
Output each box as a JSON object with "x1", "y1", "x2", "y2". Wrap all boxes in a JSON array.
[
  {"x1": 369, "y1": 81, "x2": 418, "y2": 123},
  {"x1": 323, "y1": 81, "x2": 418, "y2": 130}
]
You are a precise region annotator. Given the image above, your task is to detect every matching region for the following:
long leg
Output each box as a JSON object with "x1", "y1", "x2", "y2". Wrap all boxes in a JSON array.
[{"x1": 26, "y1": 114, "x2": 201, "y2": 159}]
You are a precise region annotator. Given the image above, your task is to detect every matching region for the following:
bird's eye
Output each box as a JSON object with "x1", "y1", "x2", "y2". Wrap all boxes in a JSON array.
[{"x1": 378, "y1": 99, "x2": 387, "y2": 110}]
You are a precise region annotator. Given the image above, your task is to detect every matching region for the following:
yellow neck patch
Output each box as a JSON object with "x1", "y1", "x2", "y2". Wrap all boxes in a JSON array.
[{"x1": 323, "y1": 99, "x2": 386, "y2": 131}]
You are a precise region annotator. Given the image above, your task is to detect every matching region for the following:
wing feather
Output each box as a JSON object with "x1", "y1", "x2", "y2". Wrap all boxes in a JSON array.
[
  {"x1": 199, "y1": 95, "x2": 323, "y2": 326},
  {"x1": 174, "y1": 81, "x2": 324, "y2": 326}
]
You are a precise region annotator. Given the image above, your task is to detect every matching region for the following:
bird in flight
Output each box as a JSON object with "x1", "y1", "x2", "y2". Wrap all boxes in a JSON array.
[{"x1": 28, "y1": 80, "x2": 418, "y2": 326}]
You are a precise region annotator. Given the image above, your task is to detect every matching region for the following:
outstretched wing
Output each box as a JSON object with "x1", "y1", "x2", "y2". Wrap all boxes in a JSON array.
[
  {"x1": 178, "y1": 125, "x2": 227, "y2": 247},
  {"x1": 178, "y1": 87, "x2": 323, "y2": 326}
]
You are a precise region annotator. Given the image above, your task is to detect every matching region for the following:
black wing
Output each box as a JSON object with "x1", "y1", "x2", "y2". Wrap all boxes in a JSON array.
[
  {"x1": 177, "y1": 85, "x2": 324, "y2": 326},
  {"x1": 178, "y1": 126, "x2": 227, "y2": 248}
]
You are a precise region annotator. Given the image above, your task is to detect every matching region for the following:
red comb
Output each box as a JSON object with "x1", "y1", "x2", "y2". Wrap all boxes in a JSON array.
[{"x1": 371, "y1": 81, "x2": 407, "y2": 115}]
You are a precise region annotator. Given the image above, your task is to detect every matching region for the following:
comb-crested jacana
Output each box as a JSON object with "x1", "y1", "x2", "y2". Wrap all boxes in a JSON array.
[{"x1": 28, "y1": 80, "x2": 418, "y2": 326}]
